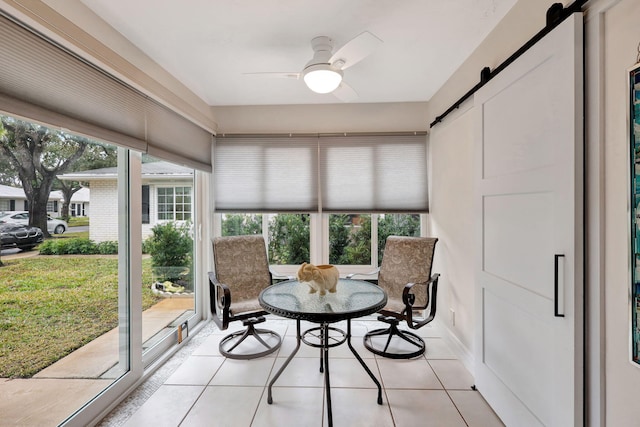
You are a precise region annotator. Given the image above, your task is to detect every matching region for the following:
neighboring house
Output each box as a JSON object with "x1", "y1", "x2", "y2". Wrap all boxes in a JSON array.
[
  {"x1": 58, "y1": 161, "x2": 193, "y2": 242},
  {"x1": 49, "y1": 187, "x2": 91, "y2": 217},
  {"x1": 0, "y1": 183, "x2": 64, "y2": 217},
  {"x1": 0, "y1": 184, "x2": 27, "y2": 212}
]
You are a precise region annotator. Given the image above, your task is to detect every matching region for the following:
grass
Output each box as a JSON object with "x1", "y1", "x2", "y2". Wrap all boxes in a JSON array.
[
  {"x1": 67, "y1": 217, "x2": 89, "y2": 227},
  {"x1": 0, "y1": 256, "x2": 161, "y2": 378}
]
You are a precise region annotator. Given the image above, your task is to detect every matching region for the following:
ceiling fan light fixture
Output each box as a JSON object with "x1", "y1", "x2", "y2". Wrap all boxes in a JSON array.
[{"x1": 303, "y1": 64, "x2": 343, "y2": 94}]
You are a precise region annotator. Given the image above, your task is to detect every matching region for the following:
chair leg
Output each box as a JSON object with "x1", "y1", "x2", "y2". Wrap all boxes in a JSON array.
[
  {"x1": 219, "y1": 321, "x2": 282, "y2": 360},
  {"x1": 363, "y1": 321, "x2": 425, "y2": 359}
]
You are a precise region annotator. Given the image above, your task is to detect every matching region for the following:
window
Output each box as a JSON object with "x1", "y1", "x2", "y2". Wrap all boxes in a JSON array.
[
  {"x1": 221, "y1": 213, "x2": 262, "y2": 236},
  {"x1": 219, "y1": 212, "x2": 422, "y2": 271},
  {"x1": 142, "y1": 185, "x2": 150, "y2": 224},
  {"x1": 268, "y1": 214, "x2": 310, "y2": 265},
  {"x1": 157, "y1": 186, "x2": 192, "y2": 221},
  {"x1": 214, "y1": 133, "x2": 428, "y2": 273},
  {"x1": 329, "y1": 214, "x2": 372, "y2": 265},
  {"x1": 220, "y1": 213, "x2": 311, "y2": 266}
]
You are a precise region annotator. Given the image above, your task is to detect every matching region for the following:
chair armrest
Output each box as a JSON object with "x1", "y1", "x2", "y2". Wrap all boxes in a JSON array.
[
  {"x1": 346, "y1": 268, "x2": 380, "y2": 279},
  {"x1": 402, "y1": 273, "x2": 440, "y2": 329},
  {"x1": 208, "y1": 271, "x2": 231, "y2": 330}
]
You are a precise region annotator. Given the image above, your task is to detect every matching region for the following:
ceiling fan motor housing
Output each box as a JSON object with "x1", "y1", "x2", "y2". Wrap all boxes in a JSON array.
[{"x1": 305, "y1": 36, "x2": 336, "y2": 69}]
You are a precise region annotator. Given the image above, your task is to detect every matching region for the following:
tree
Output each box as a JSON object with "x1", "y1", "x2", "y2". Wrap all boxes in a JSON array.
[
  {"x1": 54, "y1": 142, "x2": 116, "y2": 221},
  {"x1": 329, "y1": 214, "x2": 352, "y2": 264},
  {"x1": 221, "y1": 214, "x2": 262, "y2": 236},
  {"x1": 0, "y1": 116, "x2": 89, "y2": 235},
  {"x1": 268, "y1": 214, "x2": 310, "y2": 264},
  {"x1": 344, "y1": 215, "x2": 372, "y2": 265}
]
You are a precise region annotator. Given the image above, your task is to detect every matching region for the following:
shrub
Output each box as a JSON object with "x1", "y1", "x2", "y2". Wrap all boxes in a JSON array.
[
  {"x1": 146, "y1": 222, "x2": 193, "y2": 285},
  {"x1": 39, "y1": 238, "x2": 119, "y2": 255},
  {"x1": 96, "y1": 241, "x2": 118, "y2": 255}
]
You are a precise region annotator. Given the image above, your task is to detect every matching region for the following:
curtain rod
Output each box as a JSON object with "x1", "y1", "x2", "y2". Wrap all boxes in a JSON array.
[
  {"x1": 429, "y1": 0, "x2": 588, "y2": 128},
  {"x1": 217, "y1": 131, "x2": 428, "y2": 138}
]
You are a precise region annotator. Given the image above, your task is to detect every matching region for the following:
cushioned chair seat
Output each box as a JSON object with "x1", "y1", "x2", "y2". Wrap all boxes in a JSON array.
[
  {"x1": 209, "y1": 235, "x2": 282, "y2": 359},
  {"x1": 352, "y1": 236, "x2": 439, "y2": 359},
  {"x1": 229, "y1": 299, "x2": 262, "y2": 314}
]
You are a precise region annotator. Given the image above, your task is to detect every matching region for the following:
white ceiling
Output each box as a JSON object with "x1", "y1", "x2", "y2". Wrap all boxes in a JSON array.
[{"x1": 80, "y1": 0, "x2": 517, "y2": 107}]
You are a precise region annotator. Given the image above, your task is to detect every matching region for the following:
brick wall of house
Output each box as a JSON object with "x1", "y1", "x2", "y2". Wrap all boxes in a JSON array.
[{"x1": 89, "y1": 180, "x2": 118, "y2": 242}]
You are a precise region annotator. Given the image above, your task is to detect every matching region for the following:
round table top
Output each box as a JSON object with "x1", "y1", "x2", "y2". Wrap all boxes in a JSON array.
[{"x1": 259, "y1": 278, "x2": 387, "y2": 323}]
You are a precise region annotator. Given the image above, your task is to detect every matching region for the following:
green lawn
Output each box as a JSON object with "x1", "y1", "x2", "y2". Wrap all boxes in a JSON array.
[
  {"x1": 67, "y1": 217, "x2": 89, "y2": 227},
  {"x1": 0, "y1": 256, "x2": 161, "y2": 378}
]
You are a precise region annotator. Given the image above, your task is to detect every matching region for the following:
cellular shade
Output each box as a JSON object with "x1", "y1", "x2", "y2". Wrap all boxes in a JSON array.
[
  {"x1": 320, "y1": 134, "x2": 428, "y2": 212},
  {"x1": 214, "y1": 136, "x2": 319, "y2": 212},
  {"x1": 214, "y1": 133, "x2": 428, "y2": 213},
  {"x1": 0, "y1": 13, "x2": 212, "y2": 172}
]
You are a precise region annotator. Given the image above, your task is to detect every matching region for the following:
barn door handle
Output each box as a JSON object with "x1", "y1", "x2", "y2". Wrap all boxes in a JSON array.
[{"x1": 554, "y1": 254, "x2": 565, "y2": 317}]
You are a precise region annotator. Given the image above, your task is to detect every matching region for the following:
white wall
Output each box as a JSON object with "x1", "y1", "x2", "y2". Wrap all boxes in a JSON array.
[
  {"x1": 211, "y1": 102, "x2": 428, "y2": 134},
  {"x1": 428, "y1": 105, "x2": 475, "y2": 357},
  {"x1": 89, "y1": 179, "x2": 118, "y2": 242},
  {"x1": 602, "y1": 0, "x2": 640, "y2": 425},
  {"x1": 425, "y1": 0, "x2": 560, "y2": 363}
]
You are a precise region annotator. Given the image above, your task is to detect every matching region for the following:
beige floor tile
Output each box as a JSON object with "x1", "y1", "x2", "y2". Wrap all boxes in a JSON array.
[
  {"x1": 386, "y1": 389, "x2": 467, "y2": 427},
  {"x1": 268, "y1": 357, "x2": 325, "y2": 388},
  {"x1": 329, "y1": 357, "x2": 381, "y2": 389},
  {"x1": 209, "y1": 357, "x2": 276, "y2": 386},
  {"x1": 181, "y1": 386, "x2": 263, "y2": 426},
  {"x1": 449, "y1": 390, "x2": 504, "y2": 427},
  {"x1": 326, "y1": 388, "x2": 394, "y2": 427},
  {"x1": 164, "y1": 355, "x2": 225, "y2": 385},
  {"x1": 252, "y1": 387, "x2": 324, "y2": 427},
  {"x1": 448, "y1": 390, "x2": 505, "y2": 427},
  {"x1": 330, "y1": 336, "x2": 376, "y2": 359},
  {"x1": 428, "y1": 359, "x2": 474, "y2": 390},
  {"x1": 423, "y1": 338, "x2": 457, "y2": 359},
  {"x1": 415, "y1": 321, "x2": 446, "y2": 338},
  {"x1": 191, "y1": 333, "x2": 225, "y2": 356},
  {"x1": 284, "y1": 320, "x2": 318, "y2": 336},
  {"x1": 99, "y1": 318, "x2": 506, "y2": 427},
  {"x1": 277, "y1": 335, "x2": 323, "y2": 358},
  {"x1": 122, "y1": 385, "x2": 204, "y2": 427},
  {"x1": 377, "y1": 358, "x2": 443, "y2": 390}
]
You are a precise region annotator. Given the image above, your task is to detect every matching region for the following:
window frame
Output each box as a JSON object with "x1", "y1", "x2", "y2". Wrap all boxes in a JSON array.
[
  {"x1": 214, "y1": 212, "x2": 429, "y2": 277},
  {"x1": 156, "y1": 185, "x2": 193, "y2": 222}
]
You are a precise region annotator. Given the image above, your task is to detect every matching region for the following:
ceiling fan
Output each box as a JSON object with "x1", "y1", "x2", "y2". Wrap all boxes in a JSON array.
[{"x1": 246, "y1": 31, "x2": 383, "y2": 102}]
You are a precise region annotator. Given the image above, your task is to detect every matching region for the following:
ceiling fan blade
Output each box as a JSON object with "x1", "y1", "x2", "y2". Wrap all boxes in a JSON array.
[
  {"x1": 330, "y1": 31, "x2": 383, "y2": 70},
  {"x1": 243, "y1": 72, "x2": 300, "y2": 79},
  {"x1": 332, "y1": 82, "x2": 358, "y2": 102}
]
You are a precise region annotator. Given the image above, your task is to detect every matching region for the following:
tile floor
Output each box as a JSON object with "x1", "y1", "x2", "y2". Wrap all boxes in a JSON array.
[{"x1": 99, "y1": 317, "x2": 504, "y2": 427}]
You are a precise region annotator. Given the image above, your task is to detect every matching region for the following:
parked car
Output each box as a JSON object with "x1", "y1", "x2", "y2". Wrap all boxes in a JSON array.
[
  {"x1": 0, "y1": 211, "x2": 68, "y2": 234},
  {"x1": 0, "y1": 223, "x2": 44, "y2": 251}
]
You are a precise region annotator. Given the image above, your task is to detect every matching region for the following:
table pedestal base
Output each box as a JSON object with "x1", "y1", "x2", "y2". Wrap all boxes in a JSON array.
[{"x1": 267, "y1": 319, "x2": 383, "y2": 427}]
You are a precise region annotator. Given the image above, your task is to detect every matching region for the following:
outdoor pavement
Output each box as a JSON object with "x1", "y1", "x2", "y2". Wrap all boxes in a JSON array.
[{"x1": 0, "y1": 296, "x2": 194, "y2": 426}]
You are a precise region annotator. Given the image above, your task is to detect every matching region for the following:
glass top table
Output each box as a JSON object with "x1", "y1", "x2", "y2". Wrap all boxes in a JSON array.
[
  {"x1": 259, "y1": 279, "x2": 387, "y2": 427},
  {"x1": 259, "y1": 278, "x2": 387, "y2": 323}
]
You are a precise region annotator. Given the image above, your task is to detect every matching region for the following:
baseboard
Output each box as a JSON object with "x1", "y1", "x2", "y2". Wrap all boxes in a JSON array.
[{"x1": 434, "y1": 318, "x2": 474, "y2": 376}]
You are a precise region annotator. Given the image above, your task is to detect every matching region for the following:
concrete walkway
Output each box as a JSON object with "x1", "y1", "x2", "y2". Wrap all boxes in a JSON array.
[{"x1": 0, "y1": 298, "x2": 194, "y2": 426}]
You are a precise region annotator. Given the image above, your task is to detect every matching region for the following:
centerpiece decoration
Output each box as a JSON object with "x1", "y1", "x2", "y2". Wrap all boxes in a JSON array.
[{"x1": 296, "y1": 262, "x2": 339, "y2": 296}]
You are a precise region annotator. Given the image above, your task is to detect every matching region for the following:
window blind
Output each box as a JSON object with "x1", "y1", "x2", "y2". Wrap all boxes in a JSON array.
[
  {"x1": 0, "y1": 13, "x2": 212, "y2": 172},
  {"x1": 214, "y1": 133, "x2": 428, "y2": 213},
  {"x1": 320, "y1": 134, "x2": 428, "y2": 212},
  {"x1": 214, "y1": 136, "x2": 319, "y2": 212}
]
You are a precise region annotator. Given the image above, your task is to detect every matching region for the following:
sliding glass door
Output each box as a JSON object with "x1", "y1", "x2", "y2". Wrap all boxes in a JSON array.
[{"x1": 0, "y1": 113, "x2": 207, "y2": 426}]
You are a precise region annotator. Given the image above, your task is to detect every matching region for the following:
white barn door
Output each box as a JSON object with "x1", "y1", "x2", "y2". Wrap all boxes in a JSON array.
[{"x1": 474, "y1": 13, "x2": 583, "y2": 427}]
